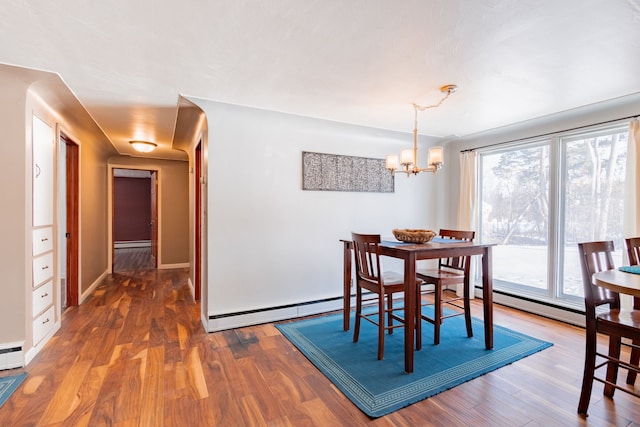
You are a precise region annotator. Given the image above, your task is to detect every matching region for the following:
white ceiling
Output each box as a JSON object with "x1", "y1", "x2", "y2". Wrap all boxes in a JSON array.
[{"x1": 2, "y1": 0, "x2": 639, "y2": 160}]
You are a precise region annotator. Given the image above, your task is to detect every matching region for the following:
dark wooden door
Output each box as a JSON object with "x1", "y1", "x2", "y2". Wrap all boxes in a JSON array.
[
  {"x1": 150, "y1": 170, "x2": 158, "y2": 268},
  {"x1": 195, "y1": 142, "x2": 202, "y2": 300},
  {"x1": 62, "y1": 133, "x2": 79, "y2": 306}
]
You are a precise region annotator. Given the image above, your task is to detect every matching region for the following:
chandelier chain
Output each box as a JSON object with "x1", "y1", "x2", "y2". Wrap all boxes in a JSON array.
[{"x1": 414, "y1": 86, "x2": 456, "y2": 112}]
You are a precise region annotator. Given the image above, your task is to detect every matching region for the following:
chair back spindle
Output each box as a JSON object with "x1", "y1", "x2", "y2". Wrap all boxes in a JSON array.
[
  {"x1": 626, "y1": 237, "x2": 640, "y2": 266},
  {"x1": 438, "y1": 229, "x2": 475, "y2": 272},
  {"x1": 352, "y1": 235, "x2": 382, "y2": 288},
  {"x1": 624, "y1": 237, "x2": 640, "y2": 309},
  {"x1": 578, "y1": 241, "x2": 619, "y2": 312}
]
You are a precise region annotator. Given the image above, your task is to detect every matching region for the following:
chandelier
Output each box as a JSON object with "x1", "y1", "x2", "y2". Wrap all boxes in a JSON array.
[{"x1": 386, "y1": 84, "x2": 457, "y2": 176}]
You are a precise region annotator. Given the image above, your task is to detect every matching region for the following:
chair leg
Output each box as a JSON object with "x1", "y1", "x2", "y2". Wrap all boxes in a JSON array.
[
  {"x1": 415, "y1": 286, "x2": 422, "y2": 351},
  {"x1": 378, "y1": 292, "x2": 385, "y2": 360},
  {"x1": 463, "y1": 280, "x2": 473, "y2": 338},
  {"x1": 627, "y1": 340, "x2": 640, "y2": 385},
  {"x1": 353, "y1": 287, "x2": 362, "y2": 343},
  {"x1": 387, "y1": 294, "x2": 394, "y2": 335},
  {"x1": 578, "y1": 328, "x2": 597, "y2": 415},
  {"x1": 604, "y1": 336, "x2": 621, "y2": 397},
  {"x1": 434, "y1": 282, "x2": 443, "y2": 345}
]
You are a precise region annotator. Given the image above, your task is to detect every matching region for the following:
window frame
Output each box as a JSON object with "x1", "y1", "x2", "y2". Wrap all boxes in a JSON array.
[{"x1": 476, "y1": 123, "x2": 629, "y2": 310}]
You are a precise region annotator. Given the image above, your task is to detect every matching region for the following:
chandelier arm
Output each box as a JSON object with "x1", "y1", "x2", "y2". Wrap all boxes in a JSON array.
[{"x1": 386, "y1": 84, "x2": 455, "y2": 177}]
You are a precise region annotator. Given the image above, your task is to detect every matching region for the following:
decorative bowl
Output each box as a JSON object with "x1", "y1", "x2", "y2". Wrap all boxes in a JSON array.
[{"x1": 392, "y1": 228, "x2": 436, "y2": 243}]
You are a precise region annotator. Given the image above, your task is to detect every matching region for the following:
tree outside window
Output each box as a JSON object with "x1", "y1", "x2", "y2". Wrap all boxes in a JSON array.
[{"x1": 480, "y1": 126, "x2": 627, "y2": 303}]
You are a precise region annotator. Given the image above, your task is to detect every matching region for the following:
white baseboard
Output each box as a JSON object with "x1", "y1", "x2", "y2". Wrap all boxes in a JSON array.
[
  {"x1": 80, "y1": 268, "x2": 110, "y2": 304},
  {"x1": 475, "y1": 288, "x2": 585, "y2": 327},
  {"x1": 158, "y1": 262, "x2": 190, "y2": 270},
  {"x1": 206, "y1": 289, "x2": 585, "y2": 334},
  {"x1": 207, "y1": 298, "x2": 344, "y2": 332}
]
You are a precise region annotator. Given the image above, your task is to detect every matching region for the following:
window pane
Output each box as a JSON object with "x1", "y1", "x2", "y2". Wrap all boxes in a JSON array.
[
  {"x1": 480, "y1": 144, "x2": 550, "y2": 293},
  {"x1": 561, "y1": 130, "x2": 627, "y2": 297}
]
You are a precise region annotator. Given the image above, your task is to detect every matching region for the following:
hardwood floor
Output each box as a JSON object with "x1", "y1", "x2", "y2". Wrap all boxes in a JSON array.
[
  {"x1": 1, "y1": 268, "x2": 639, "y2": 426},
  {"x1": 113, "y1": 247, "x2": 154, "y2": 272}
]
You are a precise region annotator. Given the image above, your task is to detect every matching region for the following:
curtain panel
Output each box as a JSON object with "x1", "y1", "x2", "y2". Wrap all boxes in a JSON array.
[{"x1": 457, "y1": 151, "x2": 478, "y2": 297}]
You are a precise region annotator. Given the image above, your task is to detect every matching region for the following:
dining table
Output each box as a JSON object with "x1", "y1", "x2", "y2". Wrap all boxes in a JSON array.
[
  {"x1": 593, "y1": 268, "x2": 640, "y2": 309},
  {"x1": 341, "y1": 238, "x2": 496, "y2": 373}
]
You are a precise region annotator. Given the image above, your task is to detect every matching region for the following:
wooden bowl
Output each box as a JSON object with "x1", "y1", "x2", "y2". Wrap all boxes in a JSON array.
[{"x1": 392, "y1": 229, "x2": 436, "y2": 243}]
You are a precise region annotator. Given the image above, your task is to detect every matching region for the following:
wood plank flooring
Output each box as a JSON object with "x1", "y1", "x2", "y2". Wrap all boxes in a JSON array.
[
  {"x1": 113, "y1": 247, "x2": 154, "y2": 272},
  {"x1": 1, "y1": 267, "x2": 639, "y2": 426}
]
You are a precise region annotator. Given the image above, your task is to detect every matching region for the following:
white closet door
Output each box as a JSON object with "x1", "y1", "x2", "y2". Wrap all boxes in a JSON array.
[{"x1": 32, "y1": 116, "x2": 54, "y2": 227}]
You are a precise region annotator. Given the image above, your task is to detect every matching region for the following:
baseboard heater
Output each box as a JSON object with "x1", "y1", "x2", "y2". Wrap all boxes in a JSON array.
[
  {"x1": 0, "y1": 342, "x2": 24, "y2": 370},
  {"x1": 207, "y1": 296, "x2": 344, "y2": 332},
  {"x1": 114, "y1": 240, "x2": 151, "y2": 249}
]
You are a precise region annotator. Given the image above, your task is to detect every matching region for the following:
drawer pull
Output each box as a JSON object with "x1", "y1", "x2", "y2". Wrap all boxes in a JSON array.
[
  {"x1": 41, "y1": 237, "x2": 49, "y2": 242},
  {"x1": 41, "y1": 265, "x2": 49, "y2": 270},
  {"x1": 42, "y1": 318, "x2": 50, "y2": 325},
  {"x1": 41, "y1": 293, "x2": 48, "y2": 298}
]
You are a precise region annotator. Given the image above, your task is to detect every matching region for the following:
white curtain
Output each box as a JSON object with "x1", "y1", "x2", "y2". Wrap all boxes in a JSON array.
[
  {"x1": 624, "y1": 119, "x2": 640, "y2": 239},
  {"x1": 622, "y1": 119, "x2": 640, "y2": 309},
  {"x1": 457, "y1": 151, "x2": 478, "y2": 297},
  {"x1": 457, "y1": 151, "x2": 478, "y2": 232}
]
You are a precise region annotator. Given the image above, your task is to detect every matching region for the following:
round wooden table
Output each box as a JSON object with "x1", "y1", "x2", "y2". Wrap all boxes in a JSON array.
[{"x1": 593, "y1": 269, "x2": 640, "y2": 298}]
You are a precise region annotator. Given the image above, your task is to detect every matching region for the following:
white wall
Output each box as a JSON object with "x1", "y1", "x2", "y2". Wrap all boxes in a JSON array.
[
  {"x1": 189, "y1": 100, "x2": 444, "y2": 324},
  {"x1": 0, "y1": 75, "x2": 29, "y2": 343}
]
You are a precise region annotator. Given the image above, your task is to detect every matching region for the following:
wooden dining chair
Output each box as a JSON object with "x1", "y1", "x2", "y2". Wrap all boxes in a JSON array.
[
  {"x1": 416, "y1": 229, "x2": 475, "y2": 345},
  {"x1": 351, "y1": 232, "x2": 423, "y2": 360},
  {"x1": 624, "y1": 237, "x2": 640, "y2": 312},
  {"x1": 623, "y1": 237, "x2": 640, "y2": 384},
  {"x1": 577, "y1": 241, "x2": 640, "y2": 416}
]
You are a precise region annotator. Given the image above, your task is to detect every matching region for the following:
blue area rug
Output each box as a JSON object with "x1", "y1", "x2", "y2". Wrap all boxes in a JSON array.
[
  {"x1": 276, "y1": 310, "x2": 552, "y2": 417},
  {"x1": 0, "y1": 373, "x2": 26, "y2": 408}
]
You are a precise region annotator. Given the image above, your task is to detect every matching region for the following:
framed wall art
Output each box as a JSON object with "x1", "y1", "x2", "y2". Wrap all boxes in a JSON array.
[{"x1": 302, "y1": 151, "x2": 394, "y2": 193}]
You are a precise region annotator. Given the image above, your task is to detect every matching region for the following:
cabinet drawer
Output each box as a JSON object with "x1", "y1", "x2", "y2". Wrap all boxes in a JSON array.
[
  {"x1": 32, "y1": 227, "x2": 53, "y2": 256},
  {"x1": 33, "y1": 281, "x2": 53, "y2": 316},
  {"x1": 33, "y1": 305, "x2": 55, "y2": 345},
  {"x1": 33, "y1": 252, "x2": 53, "y2": 287}
]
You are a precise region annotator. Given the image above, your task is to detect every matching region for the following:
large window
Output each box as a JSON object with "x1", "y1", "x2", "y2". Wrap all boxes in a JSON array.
[{"x1": 479, "y1": 125, "x2": 628, "y2": 307}]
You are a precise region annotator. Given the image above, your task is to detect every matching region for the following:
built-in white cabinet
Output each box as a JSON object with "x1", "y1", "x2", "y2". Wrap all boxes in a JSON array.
[
  {"x1": 30, "y1": 115, "x2": 56, "y2": 348},
  {"x1": 32, "y1": 116, "x2": 54, "y2": 227}
]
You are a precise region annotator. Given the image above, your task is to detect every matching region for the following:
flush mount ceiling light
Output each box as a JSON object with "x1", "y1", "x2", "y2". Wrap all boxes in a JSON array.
[
  {"x1": 386, "y1": 84, "x2": 458, "y2": 176},
  {"x1": 129, "y1": 140, "x2": 157, "y2": 153}
]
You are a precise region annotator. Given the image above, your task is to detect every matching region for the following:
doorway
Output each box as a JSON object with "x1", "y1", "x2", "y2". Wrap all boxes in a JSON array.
[
  {"x1": 59, "y1": 132, "x2": 79, "y2": 307},
  {"x1": 112, "y1": 168, "x2": 158, "y2": 272}
]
